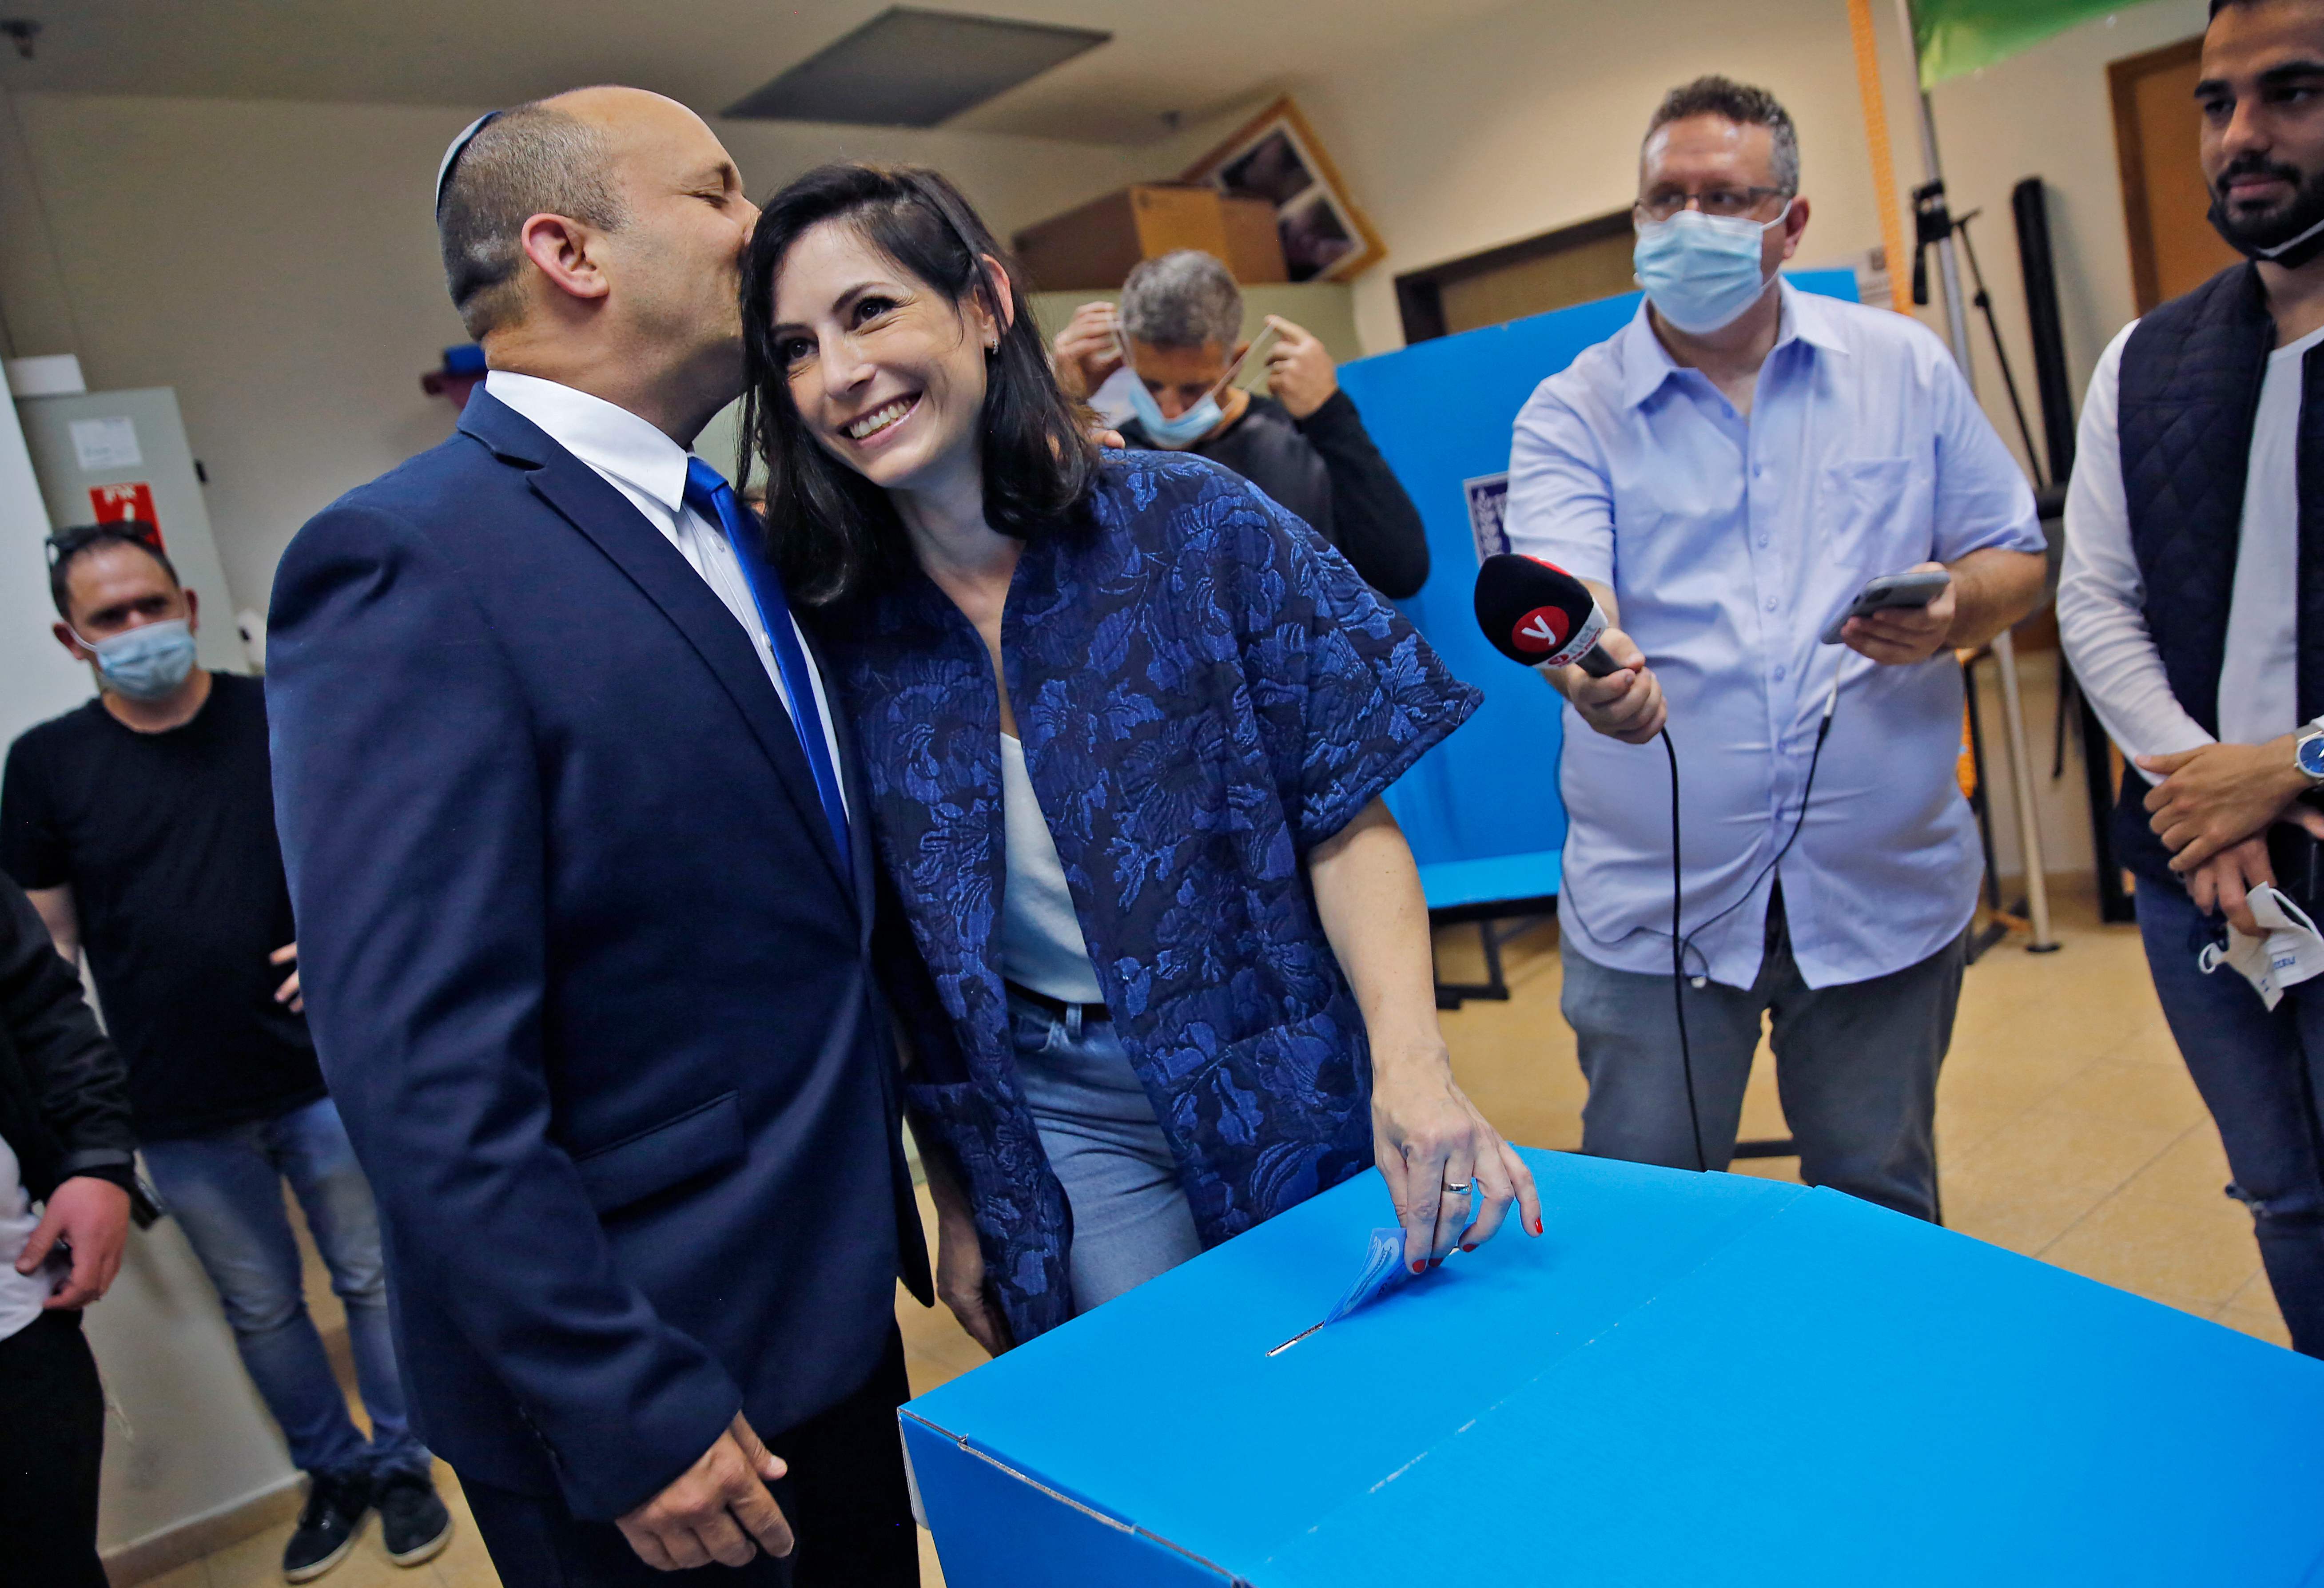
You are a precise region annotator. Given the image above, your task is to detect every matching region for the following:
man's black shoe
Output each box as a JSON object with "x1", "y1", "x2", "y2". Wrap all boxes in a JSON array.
[
  {"x1": 282, "y1": 1469, "x2": 370, "y2": 1583},
  {"x1": 376, "y1": 1469, "x2": 454, "y2": 1568}
]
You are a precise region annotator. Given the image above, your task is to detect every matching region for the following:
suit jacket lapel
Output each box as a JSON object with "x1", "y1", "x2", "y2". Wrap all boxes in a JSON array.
[{"x1": 460, "y1": 394, "x2": 857, "y2": 907}]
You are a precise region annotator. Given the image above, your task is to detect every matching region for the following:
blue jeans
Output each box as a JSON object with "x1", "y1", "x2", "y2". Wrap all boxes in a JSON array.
[
  {"x1": 1560, "y1": 890, "x2": 1964, "y2": 1222},
  {"x1": 1008, "y1": 992, "x2": 1203, "y2": 1313},
  {"x1": 141, "y1": 1096, "x2": 429, "y2": 1480},
  {"x1": 2137, "y1": 879, "x2": 2324, "y2": 1358}
]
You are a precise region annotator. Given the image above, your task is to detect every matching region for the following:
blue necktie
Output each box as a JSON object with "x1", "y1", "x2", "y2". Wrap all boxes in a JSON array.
[{"x1": 682, "y1": 458, "x2": 851, "y2": 862}]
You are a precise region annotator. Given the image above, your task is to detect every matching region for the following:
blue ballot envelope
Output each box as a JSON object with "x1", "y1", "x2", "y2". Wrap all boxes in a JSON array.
[{"x1": 900, "y1": 1148, "x2": 2324, "y2": 1586}]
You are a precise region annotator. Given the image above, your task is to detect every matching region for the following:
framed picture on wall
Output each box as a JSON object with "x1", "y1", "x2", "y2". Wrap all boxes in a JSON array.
[{"x1": 1181, "y1": 97, "x2": 1385, "y2": 283}]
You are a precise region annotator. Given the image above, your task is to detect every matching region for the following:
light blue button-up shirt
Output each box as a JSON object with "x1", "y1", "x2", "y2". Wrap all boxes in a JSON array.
[{"x1": 1505, "y1": 282, "x2": 2042, "y2": 989}]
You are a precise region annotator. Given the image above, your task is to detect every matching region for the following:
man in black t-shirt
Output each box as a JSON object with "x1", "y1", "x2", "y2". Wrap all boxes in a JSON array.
[
  {"x1": 1, "y1": 523, "x2": 451, "y2": 1581},
  {"x1": 1051, "y1": 248, "x2": 1433, "y2": 599}
]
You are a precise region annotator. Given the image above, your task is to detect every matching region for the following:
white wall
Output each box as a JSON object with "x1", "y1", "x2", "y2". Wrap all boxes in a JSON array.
[
  {"x1": 0, "y1": 390, "x2": 299, "y2": 1561},
  {"x1": 0, "y1": 91, "x2": 1240, "y2": 616},
  {"x1": 0, "y1": 385, "x2": 83, "y2": 742}
]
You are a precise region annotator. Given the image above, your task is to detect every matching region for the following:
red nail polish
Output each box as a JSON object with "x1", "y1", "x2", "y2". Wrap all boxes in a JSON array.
[
  {"x1": 1409, "y1": 1260, "x2": 1424, "y2": 1274},
  {"x1": 1460, "y1": 1244, "x2": 1476, "y2": 1254}
]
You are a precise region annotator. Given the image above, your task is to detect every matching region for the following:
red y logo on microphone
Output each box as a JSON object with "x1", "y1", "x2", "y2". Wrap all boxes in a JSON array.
[{"x1": 1512, "y1": 606, "x2": 1572, "y2": 655}]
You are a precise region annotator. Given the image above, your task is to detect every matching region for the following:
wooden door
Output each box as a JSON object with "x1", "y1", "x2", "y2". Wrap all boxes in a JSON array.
[{"x1": 2110, "y1": 35, "x2": 2243, "y2": 312}]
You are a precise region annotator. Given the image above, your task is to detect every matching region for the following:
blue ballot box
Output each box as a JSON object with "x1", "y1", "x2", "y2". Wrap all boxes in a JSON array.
[{"x1": 901, "y1": 1148, "x2": 2324, "y2": 1586}]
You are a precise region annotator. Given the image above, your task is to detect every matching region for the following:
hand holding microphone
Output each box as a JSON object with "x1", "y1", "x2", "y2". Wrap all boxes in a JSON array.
[{"x1": 1474, "y1": 554, "x2": 1667, "y2": 744}]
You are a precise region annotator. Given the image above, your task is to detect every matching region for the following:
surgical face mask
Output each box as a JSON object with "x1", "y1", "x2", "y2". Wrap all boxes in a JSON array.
[
  {"x1": 1118, "y1": 323, "x2": 1278, "y2": 450},
  {"x1": 1632, "y1": 203, "x2": 1790, "y2": 336},
  {"x1": 77, "y1": 618, "x2": 197, "y2": 701},
  {"x1": 1123, "y1": 374, "x2": 1222, "y2": 449},
  {"x1": 2197, "y1": 884, "x2": 2324, "y2": 1011}
]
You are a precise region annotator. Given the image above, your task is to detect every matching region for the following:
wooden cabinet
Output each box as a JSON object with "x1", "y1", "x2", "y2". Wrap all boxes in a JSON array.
[{"x1": 1012, "y1": 183, "x2": 1288, "y2": 291}]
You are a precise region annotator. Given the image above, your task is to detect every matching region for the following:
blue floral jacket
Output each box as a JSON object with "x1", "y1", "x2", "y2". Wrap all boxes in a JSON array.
[{"x1": 825, "y1": 452, "x2": 1480, "y2": 1342}]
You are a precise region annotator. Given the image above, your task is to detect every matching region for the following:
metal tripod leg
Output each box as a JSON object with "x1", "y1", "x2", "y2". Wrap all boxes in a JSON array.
[{"x1": 1990, "y1": 629, "x2": 2058, "y2": 951}]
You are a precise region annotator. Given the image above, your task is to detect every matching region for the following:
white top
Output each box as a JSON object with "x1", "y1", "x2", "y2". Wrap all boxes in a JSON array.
[
  {"x1": 998, "y1": 734, "x2": 1103, "y2": 1004},
  {"x1": 2058, "y1": 321, "x2": 2323, "y2": 773},
  {"x1": 484, "y1": 371, "x2": 848, "y2": 819},
  {"x1": 0, "y1": 1131, "x2": 53, "y2": 1342},
  {"x1": 1506, "y1": 284, "x2": 2045, "y2": 989}
]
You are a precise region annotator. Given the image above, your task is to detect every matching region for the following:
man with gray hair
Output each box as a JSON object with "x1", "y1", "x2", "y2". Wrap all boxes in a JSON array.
[
  {"x1": 1503, "y1": 75, "x2": 2045, "y2": 1215},
  {"x1": 1052, "y1": 249, "x2": 1430, "y2": 596}
]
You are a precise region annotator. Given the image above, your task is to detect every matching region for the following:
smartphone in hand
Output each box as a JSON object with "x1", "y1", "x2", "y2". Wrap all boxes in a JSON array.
[{"x1": 1820, "y1": 569, "x2": 1951, "y2": 645}]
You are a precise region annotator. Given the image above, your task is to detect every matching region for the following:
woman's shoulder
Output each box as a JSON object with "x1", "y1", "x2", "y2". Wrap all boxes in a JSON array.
[{"x1": 1087, "y1": 449, "x2": 1290, "y2": 560}]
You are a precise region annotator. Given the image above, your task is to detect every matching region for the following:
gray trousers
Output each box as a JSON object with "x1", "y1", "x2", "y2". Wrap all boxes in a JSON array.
[{"x1": 1559, "y1": 888, "x2": 1966, "y2": 1221}]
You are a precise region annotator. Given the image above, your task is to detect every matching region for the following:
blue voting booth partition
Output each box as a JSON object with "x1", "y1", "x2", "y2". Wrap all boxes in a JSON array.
[{"x1": 1333, "y1": 273, "x2": 1861, "y2": 974}]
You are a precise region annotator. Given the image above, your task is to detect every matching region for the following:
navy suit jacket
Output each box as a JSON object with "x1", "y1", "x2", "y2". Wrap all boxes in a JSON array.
[{"x1": 267, "y1": 390, "x2": 930, "y2": 1521}]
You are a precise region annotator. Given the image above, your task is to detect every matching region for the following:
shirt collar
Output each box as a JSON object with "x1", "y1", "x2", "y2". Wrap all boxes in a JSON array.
[
  {"x1": 482, "y1": 370, "x2": 691, "y2": 520},
  {"x1": 1616, "y1": 278, "x2": 1845, "y2": 409}
]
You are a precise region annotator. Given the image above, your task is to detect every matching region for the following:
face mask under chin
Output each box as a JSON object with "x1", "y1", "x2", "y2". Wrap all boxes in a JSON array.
[
  {"x1": 1117, "y1": 322, "x2": 1280, "y2": 450},
  {"x1": 2208, "y1": 171, "x2": 2324, "y2": 270},
  {"x1": 1124, "y1": 380, "x2": 1223, "y2": 449}
]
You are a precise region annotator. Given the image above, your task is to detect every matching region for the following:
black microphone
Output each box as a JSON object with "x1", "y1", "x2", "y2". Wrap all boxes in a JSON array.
[{"x1": 1473, "y1": 554, "x2": 1622, "y2": 677}]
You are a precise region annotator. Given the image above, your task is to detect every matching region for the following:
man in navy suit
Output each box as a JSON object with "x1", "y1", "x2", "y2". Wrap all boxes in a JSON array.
[{"x1": 267, "y1": 87, "x2": 929, "y2": 1585}]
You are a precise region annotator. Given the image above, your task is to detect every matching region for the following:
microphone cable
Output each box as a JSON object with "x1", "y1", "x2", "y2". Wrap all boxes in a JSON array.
[
  {"x1": 1657, "y1": 725, "x2": 1705, "y2": 1171},
  {"x1": 1571, "y1": 672, "x2": 1846, "y2": 1175}
]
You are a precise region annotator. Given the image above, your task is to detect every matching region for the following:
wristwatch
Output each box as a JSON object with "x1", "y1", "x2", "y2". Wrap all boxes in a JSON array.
[{"x1": 2298, "y1": 721, "x2": 2324, "y2": 786}]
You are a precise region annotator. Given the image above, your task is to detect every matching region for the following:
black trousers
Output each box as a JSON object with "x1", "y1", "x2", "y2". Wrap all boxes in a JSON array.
[
  {"x1": 464, "y1": 1328, "x2": 919, "y2": 1588},
  {"x1": 0, "y1": 1309, "x2": 109, "y2": 1588}
]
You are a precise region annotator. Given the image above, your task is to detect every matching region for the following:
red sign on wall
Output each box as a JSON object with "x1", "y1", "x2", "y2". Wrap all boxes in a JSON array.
[{"x1": 87, "y1": 482, "x2": 163, "y2": 545}]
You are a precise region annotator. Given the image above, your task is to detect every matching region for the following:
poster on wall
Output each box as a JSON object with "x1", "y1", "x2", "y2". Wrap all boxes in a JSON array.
[
  {"x1": 1181, "y1": 97, "x2": 1385, "y2": 283},
  {"x1": 1463, "y1": 472, "x2": 1509, "y2": 563},
  {"x1": 88, "y1": 482, "x2": 163, "y2": 543},
  {"x1": 69, "y1": 415, "x2": 141, "y2": 470}
]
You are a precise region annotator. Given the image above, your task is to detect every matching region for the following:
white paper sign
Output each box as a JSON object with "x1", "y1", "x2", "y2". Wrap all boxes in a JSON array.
[{"x1": 70, "y1": 415, "x2": 142, "y2": 471}]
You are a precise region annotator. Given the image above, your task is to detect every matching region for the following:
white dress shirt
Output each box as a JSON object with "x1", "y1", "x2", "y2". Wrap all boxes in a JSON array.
[
  {"x1": 1507, "y1": 283, "x2": 2044, "y2": 989},
  {"x1": 0, "y1": 1131, "x2": 52, "y2": 1342},
  {"x1": 484, "y1": 372, "x2": 847, "y2": 820},
  {"x1": 2057, "y1": 321, "x2": 2320, "y2": 775}
]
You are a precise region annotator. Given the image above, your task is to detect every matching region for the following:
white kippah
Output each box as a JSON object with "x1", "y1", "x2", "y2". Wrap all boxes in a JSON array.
[{"x1": 434, "y1": 111, "x2": 502, "y2": 214}]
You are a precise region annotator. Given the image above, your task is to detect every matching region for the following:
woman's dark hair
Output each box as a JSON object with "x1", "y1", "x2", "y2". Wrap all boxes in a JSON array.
[{"x1": 740, "y1": 163, "x2": 1098, "y2": 605}]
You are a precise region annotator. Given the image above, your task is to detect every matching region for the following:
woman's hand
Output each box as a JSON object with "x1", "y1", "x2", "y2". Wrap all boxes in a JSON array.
[
  {"x1": 1309, "y1": 799, "x2": 1545, "y2": 1270},
  {"x1": 920, "y1": 1140, "x2": 1013, "y2": 1357},
  {"x1": 1371, "y1": 1047, "x2": 1541, "y2": 1273}
]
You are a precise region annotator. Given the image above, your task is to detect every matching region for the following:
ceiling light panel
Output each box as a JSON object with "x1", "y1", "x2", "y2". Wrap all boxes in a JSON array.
[{"x1": 725, "y1": 7, "x2": 1111, "y2": 127}]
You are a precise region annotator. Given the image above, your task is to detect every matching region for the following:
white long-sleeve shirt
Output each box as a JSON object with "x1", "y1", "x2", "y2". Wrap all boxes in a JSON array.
[{"x1": 2057, "y1": 321, "x2": 2320, "y2": 774}]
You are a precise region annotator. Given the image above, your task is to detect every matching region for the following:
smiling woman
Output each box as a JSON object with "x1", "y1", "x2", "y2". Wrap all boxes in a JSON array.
[
  {"x1": 738, "y1": 164, "x2": 1098, "y2": 606},
  {"x1": 736, "y1": 162, "x2": 1540, "y2": 1355}
]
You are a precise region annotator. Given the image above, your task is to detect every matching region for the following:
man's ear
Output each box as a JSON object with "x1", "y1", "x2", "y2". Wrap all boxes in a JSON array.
[
  {"x1": 1778, "y1": 195, "x2": 1811, "y2": 263},
  {"x1": 183, "y1": 587, "x2": 199, "y2": 635},
  {"x1": 52, "y1": 621, "x2": 89, "y2": 663},
  {"x1": 520, "y1": 212, "x2": 613, "y2": 305}
]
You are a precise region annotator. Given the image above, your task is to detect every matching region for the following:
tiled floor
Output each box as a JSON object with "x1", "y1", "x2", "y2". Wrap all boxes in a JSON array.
[{"x1": 160, "y1": 879, "x2": 2286, "y2": 1587}]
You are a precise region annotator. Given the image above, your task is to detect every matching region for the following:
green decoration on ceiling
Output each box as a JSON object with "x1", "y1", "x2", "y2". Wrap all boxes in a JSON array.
[{"x1": 1911, "y1": 0, "x2": 2160, "y2": 89}]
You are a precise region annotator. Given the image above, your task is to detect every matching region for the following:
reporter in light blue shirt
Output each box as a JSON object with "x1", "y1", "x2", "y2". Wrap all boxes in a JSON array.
[{"x1": 1504, "y1": 76, "x2": 2046, "y2": 1219}]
